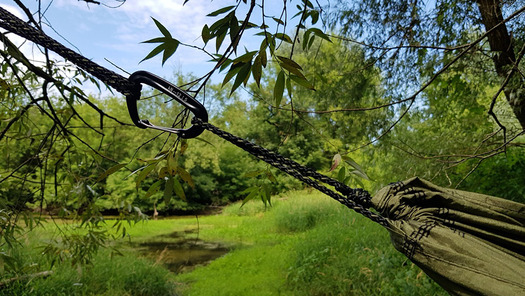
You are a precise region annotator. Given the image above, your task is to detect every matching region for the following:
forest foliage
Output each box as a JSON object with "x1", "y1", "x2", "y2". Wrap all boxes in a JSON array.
[{"x1": 1, "y1": 0, "x2": 525, "y2": 277}]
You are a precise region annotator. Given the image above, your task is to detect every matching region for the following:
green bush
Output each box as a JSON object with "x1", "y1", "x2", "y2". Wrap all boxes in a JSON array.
[{"x1": 271, "y1": 191, "x2": 342, "y2": 233}]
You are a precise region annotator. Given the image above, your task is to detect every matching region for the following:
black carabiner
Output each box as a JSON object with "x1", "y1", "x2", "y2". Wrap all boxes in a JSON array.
[{"x1": 126, "y1": 71, "x2": 208, "y2": 139}]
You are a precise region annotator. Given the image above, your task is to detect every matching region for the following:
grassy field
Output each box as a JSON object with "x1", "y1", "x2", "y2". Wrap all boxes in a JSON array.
[{"x1": 1, "y1": 191, "x2": 447, "y2": 295}]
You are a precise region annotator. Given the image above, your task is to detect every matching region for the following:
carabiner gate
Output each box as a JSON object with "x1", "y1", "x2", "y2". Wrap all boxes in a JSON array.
[{"x1": 126, "y1": 71, "x2": 208, "y2": 139}]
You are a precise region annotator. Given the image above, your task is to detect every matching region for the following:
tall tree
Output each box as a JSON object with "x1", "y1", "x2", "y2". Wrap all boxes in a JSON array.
[{"x1": 331, "y1": 0, "x2": 525, "y2": 130}]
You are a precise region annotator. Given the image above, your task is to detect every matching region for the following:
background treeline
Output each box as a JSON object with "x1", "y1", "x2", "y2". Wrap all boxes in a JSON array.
[{"x1": 2, "y1": 38, "x2": 523, "y2": 219}]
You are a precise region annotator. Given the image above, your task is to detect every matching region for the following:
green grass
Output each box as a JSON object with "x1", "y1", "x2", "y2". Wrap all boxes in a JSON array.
[
  {"x1": 0, "y1": 248, "x2": 177, "y2": 296},
  {"x1": 1, "y1": 191, "x2": 447, "y2": 295},
  {"x1": 174, "y1": 191, "x2": 447, "y2": 295}
]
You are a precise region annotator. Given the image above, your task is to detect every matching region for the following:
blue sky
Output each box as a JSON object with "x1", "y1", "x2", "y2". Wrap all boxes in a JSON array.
[
  {"x1": 1, "y1": 0, "x2": 239, "y2": 94},
  {"x1": 2, "y1": 0, "x2": 322, "y2": 99}
]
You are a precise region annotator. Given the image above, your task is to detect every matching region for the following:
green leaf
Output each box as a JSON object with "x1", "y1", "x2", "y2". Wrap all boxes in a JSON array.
[
  {"x1": 276, "y1": 55, "x2": 303, "y2": 70},
  {"x1": 286, "y1": 75, "x2": 292, "y2": 97},
  {"x1": 219, "y1": 58, "x2": 233, "y2": 72},
  {"x1": 142, "y1": 37, "x2": 166, "y2": 44},
  {"x1": 145, "y1": 180, "x2": 162, "y2": 199},
  {"x1": 135, "y1": 164, "x2": 157, "y2": 189},
  {"x1": 244, "y1": 22, "x2": 259, "y2": 29},
  {"x1": 260, "y1": 185, "x2": 268, "y2": 205},
  {"x1": 272, "y1": 17, "x2": 284, "y2": 25},
  {"x1": 167, "y1": 151, "x2": 178, "y2": 175},
  {"x1": 151, "y1": 17, "x2": 172, "y2": 38},
  {"x1": 351, "y1": 169, "x2": 370, "y2": 181},
  {"x1": 172, "y1": 177, "x2": 186, "y2": 201},
  {"x1": 216, "y1": 30, "x2": 227, "y2": 52},
  {"x1": 256, "y1": 33, "x2": 276, "y2": 54},
  {"x1": 302, "y1": 30, "x2": 311, "y2": 50},
  {"x1": 180, "y1": 140, "x2": 189, "y2": 155},
  {"x1": 353, "y1": 176, "x2": 366, "y2": 189},
  {"x1": 177, "y1": 167, "x2": 194, "y2": 189},
  {"x1": 163, "y1": 176, "x2": 174, "y2": 204},
  {"x1": 96, "y1": 163, "x2": 126, "y2": 183},
  {"x1": 310, "y1": 10, "x2": 319, "y2": 24},
  {"x1": 274, "y1": 70, "x2": 285, "y2": 107},
  {"x1": 229, "y1": 15, "x2": 240, "y2": 44},
  {"x1": 231, "y1": 62, "x2": 251, "y2": 95},
  {"x1": 304, "y1": 0, "x2": 314, "y2": 9},
  {"x1": 241, "y1": 187, "x2": 259, "y2": 207},
  {"x1": 275, "y1": 33, "x2": 293, "y2": 44},
  {"x1": 194, "y1": 137, "x2": 216, "y2": 148},
  {"x1": 259, "y1": 38, "x2": 268, "y2": 51},
  {"x1": 259, "y1": 47, "x2": 267, "y2": 67},
  {"x1": 262, "y1": 184, "x2": 272, "y2": 206},
  {"x1": 162, "y1": 39, "x2": 180, "y2": 65},
  {"x1": 307, "y1": 34, "x2": 316, "y2": 49},
  {"x1": 207, "y1": 5, "x2": 235, "y2": 17},
  {"x1": 140, "y1": 43, "x2": 165, "y2": 63},
  {"x1": 337, "y1": 166, "x2": 346, "y2": 183},
  {"x1": 209, "y1": 15, "x2": 230, "y2": 32},
  {"x1": 222, "y1": 63, "x2": 242, "y2": 87},
  {"x1": 307, "y1": 27, "x2": 332, "y2": 42},
  {"x1": 158, "y1": 166, "x2": 169, "y2": 179},
  {"x1": 244, "y1": 170, "x2": 264, "y2": 178},
  {"x1": 252, "y1": 54, "x2": 262, "y2": 87},
  {"x1": 342, "y1": 156, "x2": 370, "y2": 180},
  {"x1": 232, "y1": 51, "x2": 257, "y2": 63},
  {"x1": 240, "y1": 186, "x2": 258, "y2": 195},
  {"x1": 290, "y1": 75, "x2": 315, "y2": 90},
  {"x1": 277, "y1": 56, "x2": 305, "y2": 78},
  {"x1": 202, "y1": 24, "x2": 211, "y2": 44},
  {"x1": 265, "y1": 170, "x2": 278, "y2": 183}
]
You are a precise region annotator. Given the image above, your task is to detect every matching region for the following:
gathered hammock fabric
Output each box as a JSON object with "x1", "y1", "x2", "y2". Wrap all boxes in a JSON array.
[
  {"x1": 372, "y1": 177, "x2": 525, "y2": 296},
  {"x1": 1, "y1": 7, "x2": 525, "y2": 295}
]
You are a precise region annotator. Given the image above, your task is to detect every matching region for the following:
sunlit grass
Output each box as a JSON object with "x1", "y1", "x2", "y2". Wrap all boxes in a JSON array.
[
  {"x1": 2, "y1": 190, "x2": 447, "y2": 295},
  {"x1": 174, "y1": 191, "x2": 447, "y2": 295}
]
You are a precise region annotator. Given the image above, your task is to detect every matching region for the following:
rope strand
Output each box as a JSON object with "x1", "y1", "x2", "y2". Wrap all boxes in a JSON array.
[{"x1": 193, "y1": 118, "x2": 388, "y2": 227}]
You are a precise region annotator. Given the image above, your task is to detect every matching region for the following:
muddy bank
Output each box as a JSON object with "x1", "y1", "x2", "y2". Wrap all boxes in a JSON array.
[{"x1": 132, "y1": 229, "x2": 230, "y2": 273}]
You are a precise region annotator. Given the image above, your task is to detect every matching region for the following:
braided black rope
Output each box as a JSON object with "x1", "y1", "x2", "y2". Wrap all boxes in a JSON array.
[
  {"x1": 193, "y1": 118, "x2": 388, "y2": 227},
  {"x1": 0, "y1": 7, "x2": 135, "y2": 96}
]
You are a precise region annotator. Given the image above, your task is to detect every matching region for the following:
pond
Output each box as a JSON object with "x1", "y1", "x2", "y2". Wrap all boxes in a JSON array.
[{"x1": 132, "y1": 229, "x2": 230, "y2": 273}]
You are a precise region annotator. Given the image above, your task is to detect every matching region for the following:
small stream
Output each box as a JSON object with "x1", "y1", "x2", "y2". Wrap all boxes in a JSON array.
[{"x1": 132, "y1": 229, "x2": 230, "y2": 273}]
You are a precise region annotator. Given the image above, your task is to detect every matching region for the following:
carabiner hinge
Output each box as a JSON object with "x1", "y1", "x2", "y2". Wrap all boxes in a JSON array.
[{"x1": 126, "y1": 71, "x2": 209, "y2": 139}]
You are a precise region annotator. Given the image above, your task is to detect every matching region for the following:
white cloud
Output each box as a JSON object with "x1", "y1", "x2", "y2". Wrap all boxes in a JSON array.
[
  {"x1": 117, "y1": 0, "x2": 223, "y2": 43},
  {"x1": 45, "y1": 0, "x2": 229, "y2": 72},
  {"x1": 52, "y1": 0, "x2": 224, "y2": 42}
]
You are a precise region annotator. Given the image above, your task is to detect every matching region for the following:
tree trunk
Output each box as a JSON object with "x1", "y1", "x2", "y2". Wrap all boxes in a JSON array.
[{"x1": 477, "y1": 0, "x2": 525, "y2": 130}]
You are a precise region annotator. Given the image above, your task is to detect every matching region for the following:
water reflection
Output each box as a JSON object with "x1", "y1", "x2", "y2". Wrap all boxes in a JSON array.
[{"x1": 133, "y1": 230, "x2": 230, "y2": 273}]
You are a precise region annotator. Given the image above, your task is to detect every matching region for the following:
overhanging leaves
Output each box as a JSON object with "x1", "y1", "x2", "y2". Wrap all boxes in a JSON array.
[
  {"x1": 95, "y1": 163, "x2": 126, "y2": 183},
  {"x1": 207, "y1": 5, "x2": 235, "y2": 17},
  {"x1": 140, "y1": 18, "x2": 180, "y2": 65},
  {"x1": 274, "y1": 70, "x2": 285, "y2": 107}
]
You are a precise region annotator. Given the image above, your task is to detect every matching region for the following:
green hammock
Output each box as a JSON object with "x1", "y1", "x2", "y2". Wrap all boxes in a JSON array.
[{"x1": 373, "y1": 177, "x2": 525, "y2": 295}]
